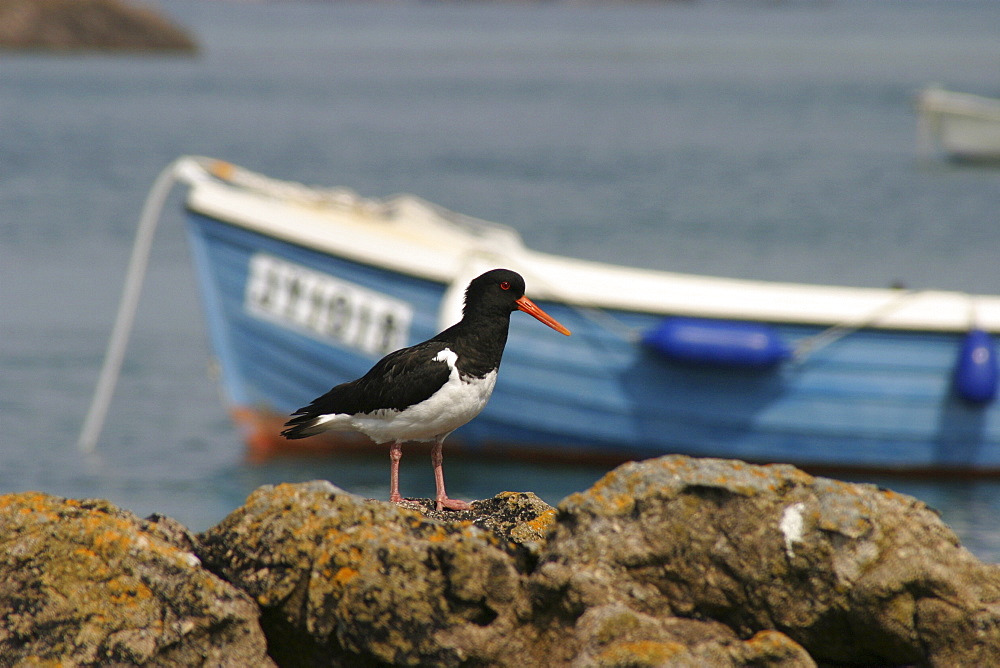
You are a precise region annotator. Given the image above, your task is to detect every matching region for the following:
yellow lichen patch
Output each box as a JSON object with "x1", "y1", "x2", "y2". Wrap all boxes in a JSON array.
[
  {"x1": 571, "y1": 482, "x2": 637, "y2": 516},
  {"x1": 427, "y1": 531, "x2": 448, "y2": 544},
  {"x1": 347, "y1": 526, "x2": 381, "y2": 546},
  {"x1": 16, "y1": 492, "x2": 50, "y2": 509},
  {"x1": 15, "y1": 658, "x2": 64, "y2": 668},
  {"x1": 324, "y1": 528, "x2": 356, "y2": 548},
  {"x1": 596, "y1": 640, "x2": 687, "y2": 666},
  {"x1": 580, "y1": 472, "x2": 621, "y2": 499},
  {"x1": 746, "y1": 629, "x2": 795, "y2": 649},
  {"x1": 526, "y1": 509, "x2": 557, "y2": 533},
  {"x1": 787, "y1": 467, "x2": 816, "y2": 485},
  {"x1": 880, "y1": 488, "x2": 905, "y2": 502},
  {"x1": 5, "y1": 492, "x2": 60, "y2": 522},
  {"x1": 93, "y1": 529, "x2": 130, "y2": 552},
  {"x1": 333, "y1": 566, "x2": 359, "y2": 585},
  {"x1": 81, "y1": 515, "x2": 104, "y2": 533},
  {"x1": 269, "y1": 482, "x2": 299, "y2": 497},
  {"x1": 587, "y1": 490, "x2": 635, "y2": 515},
  {"x1": 73, "y1": 547, "x2": 99, "y2": 560},
  {"x1": 106, "y1": 577, "x2": 154, "y2": 606}
]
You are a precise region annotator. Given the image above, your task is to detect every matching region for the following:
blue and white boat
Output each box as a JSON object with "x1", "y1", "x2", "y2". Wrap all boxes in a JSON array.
[{"x1": 172, "y1": 156, "x2": 1000, "y2": 474}]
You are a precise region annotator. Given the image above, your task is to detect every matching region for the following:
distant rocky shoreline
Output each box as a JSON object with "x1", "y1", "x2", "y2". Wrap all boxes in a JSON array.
[
  {"x1": 0, "y1": 0, "x2": 196, "y2": 52},
  {"x1": 2, "y1": 454, "x2": 999, "y2": 665}
]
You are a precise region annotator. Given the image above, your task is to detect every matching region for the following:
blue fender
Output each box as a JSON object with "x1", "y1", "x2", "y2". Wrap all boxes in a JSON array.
[
  {"x1": 642, "y1": 317, "x2": 791, "y2": 368},
  {"x1": 954, "y1": 328, "x2": 998, "y2": 404}
]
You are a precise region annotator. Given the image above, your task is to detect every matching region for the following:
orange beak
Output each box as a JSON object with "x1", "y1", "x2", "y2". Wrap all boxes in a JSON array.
[{"x1": 515, "y1": 296, "x2": 572, "y2": 336}]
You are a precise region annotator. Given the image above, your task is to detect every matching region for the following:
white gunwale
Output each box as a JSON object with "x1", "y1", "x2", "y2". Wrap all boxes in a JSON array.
[{"x1": 181, "y1": 157, "x2": 1000, "y2": 334}]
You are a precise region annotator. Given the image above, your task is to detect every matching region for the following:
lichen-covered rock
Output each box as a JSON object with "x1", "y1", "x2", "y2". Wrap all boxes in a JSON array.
[
  {"x1": 392, "y1": 490, "x2": 558, "y2": 546},
  {"x1": 471, "y1": 491, "x2": 559, "y2": 545},
  {"x1": 198, "y1": 481, "x2": 819, "y2": 666},
  {"x1": 532, "y1": 455, "x2": 1000, "y2": 666},
  {"x1": 198, "y1": 481, "x2": 534, "y2": 667},
  {"x1": 0, "y1": 492, "x2": 272, "y2": 666},
  {"x1": 570, "y1": 604, "x2": 814, "y2": 668},
  {"x1": 21, "y1": 456, "x2": 992, "y2": 666}
]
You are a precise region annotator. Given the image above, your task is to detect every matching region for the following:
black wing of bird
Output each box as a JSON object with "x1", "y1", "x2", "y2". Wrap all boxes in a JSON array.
[{"x1": 282, "y1": 340, "x2": 453, "y2": 438}]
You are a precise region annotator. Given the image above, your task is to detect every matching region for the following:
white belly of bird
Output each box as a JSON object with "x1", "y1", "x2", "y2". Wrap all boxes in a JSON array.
[{"x1": 315, "y1": 349, "x2": 499, "y2": 444}]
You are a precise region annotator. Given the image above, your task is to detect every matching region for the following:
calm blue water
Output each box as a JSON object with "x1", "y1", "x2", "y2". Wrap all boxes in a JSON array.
[{"x1": 3, "y1": 0, "x2": 1000, "y2": 559}]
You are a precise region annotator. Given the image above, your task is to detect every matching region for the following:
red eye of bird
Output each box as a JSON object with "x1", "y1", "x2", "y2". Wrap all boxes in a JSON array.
[{"x1": 499, "y1": 281, "x2": 511, "y2": 290}]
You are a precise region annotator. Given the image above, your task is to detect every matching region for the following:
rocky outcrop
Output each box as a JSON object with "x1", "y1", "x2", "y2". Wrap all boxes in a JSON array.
[
  {"x1": 532, "y1": 456, "x2": 1000, "y2": 666},
  {"x1": 0, "y1": 0, "x2": 196, "y2": 52},
  {"x1": 197, "y1": 481, "x2": 814, "y2": 666},
  {"x1": 2, "y1": 455, "x2": 999, "y2": 666},
  {"x1": 198, "y1": 485, "x2": 559, "y2": 667},
  {"x1": 0, "y1": 492, "x2": 272, "y2": 665}
]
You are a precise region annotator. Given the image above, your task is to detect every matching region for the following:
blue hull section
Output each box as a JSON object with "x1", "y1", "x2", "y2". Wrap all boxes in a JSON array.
[{"x1": 185, "y1": 211, "x2": 1000, "y2": 472}]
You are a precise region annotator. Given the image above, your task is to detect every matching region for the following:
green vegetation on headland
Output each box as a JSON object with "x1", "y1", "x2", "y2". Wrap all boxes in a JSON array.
[{"x1": 0, "y1": 0, "x2": 196, "y2": 52}]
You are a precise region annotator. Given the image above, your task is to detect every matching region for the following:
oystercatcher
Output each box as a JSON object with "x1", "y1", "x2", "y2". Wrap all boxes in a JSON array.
[{"x1": 281, "y1": 268, "x2": 571, "y2": 511}]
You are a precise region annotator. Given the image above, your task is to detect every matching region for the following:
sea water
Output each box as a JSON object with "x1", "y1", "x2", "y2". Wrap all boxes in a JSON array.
[{"x1": 2, "y1": 0, "x2": 1000, "y2": 559}]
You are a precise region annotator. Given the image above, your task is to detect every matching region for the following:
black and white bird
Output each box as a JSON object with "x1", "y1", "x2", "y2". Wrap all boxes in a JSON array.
[{"x1": 281, "y1": 268, "x2": 571, "y2": 511}]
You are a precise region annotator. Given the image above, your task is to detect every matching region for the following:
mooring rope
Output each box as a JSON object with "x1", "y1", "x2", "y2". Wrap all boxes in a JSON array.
[
  {"x1": 790, "y1": 288, "x2": 920, "y2": 362},
  {"x1": 76, "y1": 158, "x2": 188, "y2": 453}
]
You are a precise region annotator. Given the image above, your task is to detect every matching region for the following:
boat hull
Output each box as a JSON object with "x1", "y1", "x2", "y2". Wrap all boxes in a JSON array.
[
  {"x1": 918, "y1": 87, "x2": 1000, "y2": 163},
  {"x1": 185, "y1": 209, "x2": 1000, "y2": 475}
]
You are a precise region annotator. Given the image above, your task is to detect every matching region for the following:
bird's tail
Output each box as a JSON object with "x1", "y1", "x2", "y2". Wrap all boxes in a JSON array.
[{"x1": 281, "y1": 411, "x2": 327, "y2": 440}]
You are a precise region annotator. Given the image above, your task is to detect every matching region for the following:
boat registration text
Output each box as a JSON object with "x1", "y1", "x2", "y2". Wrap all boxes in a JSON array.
[{"x1": 244, "y1": 253, "x2": 413, "y2": 356}]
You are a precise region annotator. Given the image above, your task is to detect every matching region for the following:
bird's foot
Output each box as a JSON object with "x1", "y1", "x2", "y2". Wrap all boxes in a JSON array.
[
  {"x1": 436, "y1": 497, "x2": 471, "y2": 512},
  {"x1": 389, "y1": 492, "x2": 403, "y2": 504}
]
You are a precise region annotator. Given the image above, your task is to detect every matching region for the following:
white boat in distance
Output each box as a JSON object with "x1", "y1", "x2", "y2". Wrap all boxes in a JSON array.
[{"x1": 917, "y1": 86, "x2": 1000, "y2": 162}]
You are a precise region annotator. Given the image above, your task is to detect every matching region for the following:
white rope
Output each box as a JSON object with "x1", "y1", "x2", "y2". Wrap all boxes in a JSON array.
[
  {"x1": 76, "y1": 159, "x2": 187, "y2": 453},
  {"x1": 791, "y1": 289, "x2": 919, "y2": 362},
  {"x1": 522, "y1": 264, "x2": 927, "y2": 364}
]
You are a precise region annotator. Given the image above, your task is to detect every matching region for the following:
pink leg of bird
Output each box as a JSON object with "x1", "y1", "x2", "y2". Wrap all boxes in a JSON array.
[
  {"x1": 431, "y1": 437, "x2": 470, "y2": 511},
  {"x1": 389, "y1": 440, "x2": 403, "y2": 504}
]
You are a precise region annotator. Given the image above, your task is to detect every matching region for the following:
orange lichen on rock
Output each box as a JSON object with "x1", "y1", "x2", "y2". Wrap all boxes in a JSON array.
[
  {"x1": 596, "y1": 639, "x2": 687, "y2": 665},
  {"x1": 0, "y1": 491, "x2": 272, "y2": 665},
  {"x1": 332, "y1": 566, "x2": 360, "y2": 585}
]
